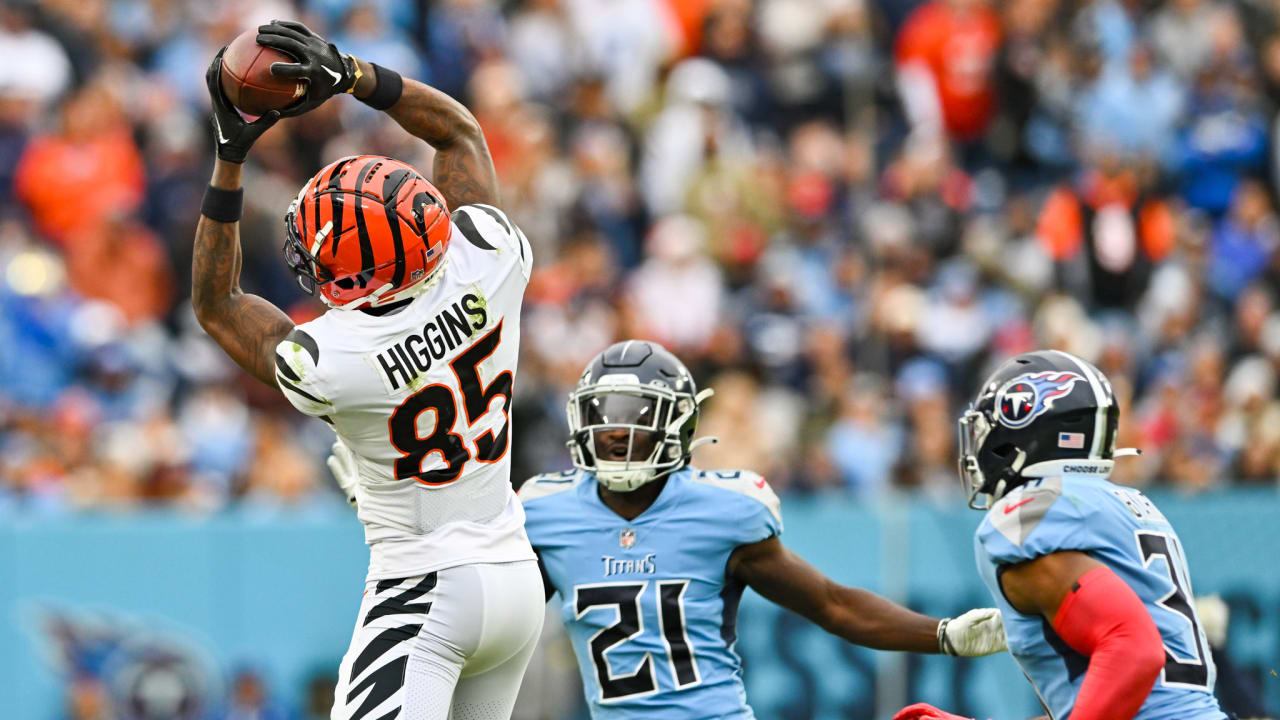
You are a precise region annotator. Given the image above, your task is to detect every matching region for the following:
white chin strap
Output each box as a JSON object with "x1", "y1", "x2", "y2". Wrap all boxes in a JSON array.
[{"x1": 594, "y1": 462, "x2": 659, "y2": 492}]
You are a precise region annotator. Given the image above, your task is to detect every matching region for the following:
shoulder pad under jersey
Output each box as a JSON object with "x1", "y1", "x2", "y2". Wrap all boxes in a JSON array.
[
  {"x1": 518, "y1": 469, "x2": 581, "y2": 503},
  {"x1": 452, "y1": 204, "x2": 533, "y2": 280},
  {"x1": 691, "y1": 469, "x2": 783, "y2": 526},
  {"x1": 985, "y1": 476, "x2": 1066, "y2": 547},
  {"x1": 274, "y1": 327, "x2": 332, "y2": 417}
]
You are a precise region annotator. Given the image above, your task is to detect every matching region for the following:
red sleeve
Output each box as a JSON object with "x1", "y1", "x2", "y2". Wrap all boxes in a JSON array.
[
  {"x1": 1051, "y1": 566, "x2": 1165, "y2": 720},
  {"x1": 1036, "y1": 187, "x2": 1083, "y2": 260},
  {"x1": 895, "y1": 2, "x2": 939, "y2": 65}
]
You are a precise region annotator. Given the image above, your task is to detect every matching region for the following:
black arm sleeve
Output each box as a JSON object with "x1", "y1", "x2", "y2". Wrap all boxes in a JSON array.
[{"x1": 537, "y1": 551, "x2": 556, "y2": 603}]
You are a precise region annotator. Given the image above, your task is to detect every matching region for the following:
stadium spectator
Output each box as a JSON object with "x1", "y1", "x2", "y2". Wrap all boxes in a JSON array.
[
  {"x1": 625, "y1": 215, "x2": 725, "y2": 353},
  {"x1": 0, "y1": 0, "x2": 1273, "y2": 540},
  {"x1": 15, "y1": 79, "x2": 144, "y2": 244},
  {"x1": 895, "y1": 0, "x2": 1001, "y2": 144},
  {"x1": 64, "y1": 214, "x2": 173, "y2": 326},
  {"x1": 1208, "y1": 179, "x2": 1279, "y2": 301},
  {"x1": 1035, "y1": 156, "x2": 1176, "y2": 309},
  {"x1": 0, "y1": 3, "x2": 72, "y2": 114},
  {"x1": 225, "y1": 667, "x2": 290, "y2": 720}
]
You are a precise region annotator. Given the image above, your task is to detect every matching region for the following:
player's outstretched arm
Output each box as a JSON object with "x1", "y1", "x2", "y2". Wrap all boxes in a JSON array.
[
  {"x1": 363, "y1": 66, "x2": 497, "y2": 209},
  {"x1": 999, "y1": 551, "x2": 1165, "y2": 720},
  {"x1": 259, "y1": 20, "x2": 499, "y2": 209},
  {"x1": 729, "y1": 537, "x2": 1005, "y2": 655},
  {"x1": 192, "y1": 51, "x2": 294, "y2": 387}
]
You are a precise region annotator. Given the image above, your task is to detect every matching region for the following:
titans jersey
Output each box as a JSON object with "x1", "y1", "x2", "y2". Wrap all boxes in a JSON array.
[
  {"x1": 975, "y1": 472, "x2": 1225, "y2": 720},
  {"x1": 275, "y1": 204, "x2": 536, "y2": 581},
  {"x1": 519, "y1": 466, "x2": 783, "y2": 720}
]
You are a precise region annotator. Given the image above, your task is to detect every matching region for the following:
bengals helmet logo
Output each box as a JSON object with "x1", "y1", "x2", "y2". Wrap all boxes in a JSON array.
[{"x1": 995, "y1": 371, "x2": 1085, "y2": 429}]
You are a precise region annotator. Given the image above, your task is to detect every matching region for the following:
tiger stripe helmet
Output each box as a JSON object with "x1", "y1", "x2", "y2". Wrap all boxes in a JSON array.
[{"x1": 283, "y1": 155, "x2": 452, "y2": 310}]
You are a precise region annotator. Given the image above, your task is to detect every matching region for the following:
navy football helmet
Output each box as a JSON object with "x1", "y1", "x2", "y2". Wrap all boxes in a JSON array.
[
  {"x1": 958, "y1": 350, "x2": 1132, "y2": 509},
  {"x1": 566, "y1": 340, "x2": 715, "y2": 492}
]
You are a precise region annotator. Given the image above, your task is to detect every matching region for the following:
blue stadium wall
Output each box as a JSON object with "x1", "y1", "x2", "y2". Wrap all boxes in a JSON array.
[{"x1": 1, "y1": 490, "x2": 1277, "y2": 719}]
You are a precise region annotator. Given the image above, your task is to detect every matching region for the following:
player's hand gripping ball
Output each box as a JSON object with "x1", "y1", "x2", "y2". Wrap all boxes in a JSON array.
[
  {"x1": 938, "y1": 608, "x2": 1007, "y2": 656},
  {"x1": 255, "y1": 20, "x2": 359, "y2": 118},
  {"x1": 205, "y1": 47, "x2": 279, "y2": 163},
  {"x1": 218, "y1": 28, "x2": 306, "y2": 116}
]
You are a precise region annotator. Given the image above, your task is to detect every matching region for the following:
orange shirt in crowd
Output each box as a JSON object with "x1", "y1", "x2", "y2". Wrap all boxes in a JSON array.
[
  {"x1": 662, "y1": 0, "x2": 713, "y2": 56},
  {"x1": 64, "y1": 219, "x2": 173, "y2": 326},
  {"x1": 1036, "y1": 170, "x2": 1175, "y2": 263},
  {"x1": 15, "y1": 125, "x2": 145, "y2": 245},
  {"x1": 895, "y1": 0, "x2": 1001, "y2": 140}
]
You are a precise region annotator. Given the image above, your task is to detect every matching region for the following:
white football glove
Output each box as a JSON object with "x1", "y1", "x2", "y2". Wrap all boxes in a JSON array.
[
  {"x1": 326, "y1": 440, "x2": 359, "y2": 509},
  {"x1": 938, "y1": 608, "x2": 1007, "y2": 656},
  {"x1": 1194, "y1": 594, "x2": 1228, "y2": 649}
]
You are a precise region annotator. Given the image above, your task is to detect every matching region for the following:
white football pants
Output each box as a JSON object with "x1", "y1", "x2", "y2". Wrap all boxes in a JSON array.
[{"x1": 331, "y1": 560, "x2": 545, "y2": 720}]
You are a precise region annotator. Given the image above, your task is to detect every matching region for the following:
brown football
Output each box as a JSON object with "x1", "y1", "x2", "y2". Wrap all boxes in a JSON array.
[{"x1": 219, "y1": 29, "x2": 305, "y2": 117}]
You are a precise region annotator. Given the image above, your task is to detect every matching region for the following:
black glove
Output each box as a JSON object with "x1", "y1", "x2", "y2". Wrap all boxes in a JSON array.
[
  {"x1": 206, "y1": 47, "x2": 280, "y2": 163},
  {"x1": 256, "y1": 20, "x2": 358, "y2": 118}
]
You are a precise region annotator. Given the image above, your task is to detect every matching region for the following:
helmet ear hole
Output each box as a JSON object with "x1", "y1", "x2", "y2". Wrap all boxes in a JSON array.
[
  {"x1": 335, "y1": 277, "x2": 355, "y2": 290},
  {"x1": 990, "y1": 443, "x2": 1018, "y2": 459}
]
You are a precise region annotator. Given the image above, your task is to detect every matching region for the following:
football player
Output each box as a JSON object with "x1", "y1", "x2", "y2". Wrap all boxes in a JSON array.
[
  {"x1": 191, "y1": 22, "x2": 542, "y2": 720},
  {"x1": 514, "y1": 341, "x2": 1008, "y2": 718},
  {"x1": 895, "y1": 350, "x2": 1227, "y2": 720}
]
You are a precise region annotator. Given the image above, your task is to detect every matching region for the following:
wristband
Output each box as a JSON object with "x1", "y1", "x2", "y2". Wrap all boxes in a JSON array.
[
  {"x1": 201, "y1": 185, "x2": 244, "y2": 224},
  {"x1": 343, "y1": 54, "x2": 364, "y2": 94},
  {"x1": 361, "y1": 63, "x2": 403, "y2": 111},
  {"x1": 937, "y1": 618, "x2": 956, "y2": 655}
]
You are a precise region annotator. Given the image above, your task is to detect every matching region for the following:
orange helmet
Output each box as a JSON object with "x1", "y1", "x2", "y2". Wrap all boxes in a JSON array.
[{"x1": 283, "y1": 155, "x2": 452, "y2": 310}]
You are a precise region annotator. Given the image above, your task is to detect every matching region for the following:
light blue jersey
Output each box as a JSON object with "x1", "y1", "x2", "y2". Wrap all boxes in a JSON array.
[
  {"x1": 974, "y1": 472, "x2": 1225, "y2": 720},
  {"x1": 519, "y1": 466, "x2": 783, "y2": 720}
]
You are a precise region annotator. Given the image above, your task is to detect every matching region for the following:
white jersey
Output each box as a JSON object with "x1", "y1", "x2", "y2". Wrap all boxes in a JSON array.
[{"x1": 274, "y1": 203, "x2": 537, "y2": 580}]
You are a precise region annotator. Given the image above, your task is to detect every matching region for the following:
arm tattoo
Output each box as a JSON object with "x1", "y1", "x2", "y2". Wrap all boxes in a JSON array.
[
  {"x1": 383, "y1": 78, "x2": 500, "y2": 209},
  {"x1": 191, "y1": 216, "x2": 294, "y2": 387}
]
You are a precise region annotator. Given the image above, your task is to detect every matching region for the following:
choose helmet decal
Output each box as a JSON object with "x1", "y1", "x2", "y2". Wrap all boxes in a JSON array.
[{"x1": 994, "y1": 371, "x2": 1085, "y2": 429}]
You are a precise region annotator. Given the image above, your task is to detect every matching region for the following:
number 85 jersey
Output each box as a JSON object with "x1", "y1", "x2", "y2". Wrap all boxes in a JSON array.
[
  {"x1": 974, "y1": 472, "x2": 1225, "y2": 720},
  {"x1": 275, "y1": 204, "x2": 537, "y2": 581}
]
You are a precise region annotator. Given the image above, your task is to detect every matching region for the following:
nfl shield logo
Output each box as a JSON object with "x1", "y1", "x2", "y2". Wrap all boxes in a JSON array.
[{"x1": 619, "y1": 528, "x2": 637, "y2": 549}]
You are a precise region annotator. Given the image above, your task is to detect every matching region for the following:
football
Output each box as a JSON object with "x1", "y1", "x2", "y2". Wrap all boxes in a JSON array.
[{"x1": 218, "y1": 28, "x2": 305, "y2": 117}]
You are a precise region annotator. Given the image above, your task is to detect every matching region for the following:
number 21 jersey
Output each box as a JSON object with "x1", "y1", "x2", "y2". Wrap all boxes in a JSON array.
[
  {"x1": 974, "y1": 472, "x2": 1225, "y2": 720},
  {"x1": 275, "y1": 204, "x2": 537, "y2": 581},
  {"x1": 520, "y1": 467, "x2": 784, "y2": 720}
]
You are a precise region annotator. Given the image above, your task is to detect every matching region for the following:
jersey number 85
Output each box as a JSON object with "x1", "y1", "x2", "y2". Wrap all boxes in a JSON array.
[{"x1": 388, "y1": 321, "x2": 512, "y2": 485}]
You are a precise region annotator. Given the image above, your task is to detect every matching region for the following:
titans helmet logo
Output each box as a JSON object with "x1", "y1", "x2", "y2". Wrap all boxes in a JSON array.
[{"x1": 995, "y1": 371, "x2": 1085, "y2": 429}]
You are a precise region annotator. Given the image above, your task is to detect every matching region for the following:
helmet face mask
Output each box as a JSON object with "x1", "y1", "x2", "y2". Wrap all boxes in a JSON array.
[
  {"x1": 568, "y1": 383, "x2": 688, "y2": 492},
  {"x1": 565, "y1": 341, "x2": 712, "y2": 493},
  {"x1": 283, "y1": 199, "x2": 336, "y2": 296},
  {"x1": 957, "y1": 408, "x2": 996, "y2": 510}
]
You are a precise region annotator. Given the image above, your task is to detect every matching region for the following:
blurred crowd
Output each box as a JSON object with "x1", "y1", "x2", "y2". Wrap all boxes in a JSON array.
[{"x1": 2, "y1": 0, "x2": 1280, "y2": 522}]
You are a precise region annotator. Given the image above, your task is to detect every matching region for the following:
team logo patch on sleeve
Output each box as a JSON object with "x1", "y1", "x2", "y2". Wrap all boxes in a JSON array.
[{"x1": 995, "y1": 371, "x2": 1085, "y2": 429}]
